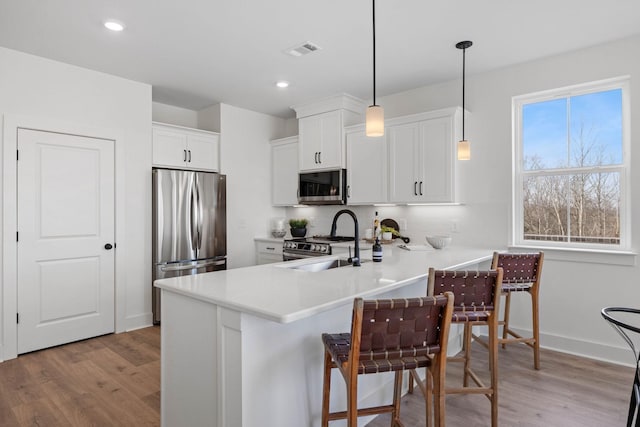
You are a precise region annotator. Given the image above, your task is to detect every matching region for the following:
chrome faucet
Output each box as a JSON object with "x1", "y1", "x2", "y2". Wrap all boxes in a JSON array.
[{"x1": 330, "y1": 209, "x2": 360, "y2": 267}]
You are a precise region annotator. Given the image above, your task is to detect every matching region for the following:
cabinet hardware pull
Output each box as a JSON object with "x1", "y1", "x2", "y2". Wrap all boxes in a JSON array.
[
  {"x1": 188, "y1": 150, "x2": 192, "y2": 162},
  {"x1": 414, "y1": 181, "x2": 418, "y2": 196},
  {"x1": 314, "y1": 152, "x2": 318, "y2": 163},
  {"x1": 318, "y1": 151, "x2": 321, "y2": 163},
  {"x1": 419, "y1": 181, "x2": 423, "y2": 195},
  {"x1": 347, "y1": 185, "x2": 351, "y2": 197},
  {"x1": 184, "y1": 149, "x2": 187, "y2": 162},
  {"x1": 266, "y1": 247, "x2": 275, "y2": 250}
]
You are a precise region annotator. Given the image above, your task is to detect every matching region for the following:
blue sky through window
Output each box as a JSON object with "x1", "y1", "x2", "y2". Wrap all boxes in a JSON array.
[{"x1": 522, "y1": 89, "x2": 622, "y2": 170}]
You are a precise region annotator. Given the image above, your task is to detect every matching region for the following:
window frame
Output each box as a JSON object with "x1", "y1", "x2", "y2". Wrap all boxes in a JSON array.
[{"x1": 512, "y1": 76, "x2": 631, "y2": 251}]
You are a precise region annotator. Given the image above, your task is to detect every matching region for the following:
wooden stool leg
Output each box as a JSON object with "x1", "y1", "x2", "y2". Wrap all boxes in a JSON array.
[
  {"x1": 531, "y1": 290, "x2": 540, "y2": 370},
  {"x1": 408, "y1": 370, "x2": 415, "y2": 394},
  {"x1": 463, "y1": 322, "x2": 472, "y2": 387},
  {"x1": 391, "y1": 371, "x2": 403, "y2": 426},
  {"x1": 321, "y1": 350, "x2": 332, "y2": 427},
  {"x1": 425, "y1": 368, "x2": 433, "y2": 427},
  {"x1": 502, "y1": 292, "x2": 512, "y2": 349},
  {"x1": 489, "y1": 316, "x2": 499, "y2": 427}
]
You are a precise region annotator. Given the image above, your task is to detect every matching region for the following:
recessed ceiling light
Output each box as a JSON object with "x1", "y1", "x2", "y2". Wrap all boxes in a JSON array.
[
  {"x1": 276, "y1": 81, "x2": 289, "y2": 88},
  {"x1": 104, "y1": 20, "x2": 125, "y2": 32}
]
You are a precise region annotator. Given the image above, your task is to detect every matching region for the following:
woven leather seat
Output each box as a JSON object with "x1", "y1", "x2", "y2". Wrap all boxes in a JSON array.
[
  {"x1": 410, "y1": 268, "x2": 503, "y2": 427},
  {"x1": 492, "y1": 251, "x2": 544, "y2": 369},
  {"x1": 322, "y1": 294, "x2": 454, "y2": 427}
]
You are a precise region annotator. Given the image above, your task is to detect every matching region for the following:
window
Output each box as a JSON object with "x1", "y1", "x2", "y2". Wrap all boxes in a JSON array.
[{"x1": 513, "y1": 77, "x2": 629, "y2": 250}]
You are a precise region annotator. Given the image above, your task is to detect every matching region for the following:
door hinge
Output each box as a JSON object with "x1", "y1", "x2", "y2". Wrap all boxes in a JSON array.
[{"x1": 16, "y1": 313, "x2": 19, "y2": 324}]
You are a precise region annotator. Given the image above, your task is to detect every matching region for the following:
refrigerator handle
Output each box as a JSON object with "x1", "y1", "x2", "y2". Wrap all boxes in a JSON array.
[
  {"x1": 190, "y1": 179, "x2": 198, "y2": 252},
  {"x1": 196, "y1": 175, "x2": 203, "y2": 250}
]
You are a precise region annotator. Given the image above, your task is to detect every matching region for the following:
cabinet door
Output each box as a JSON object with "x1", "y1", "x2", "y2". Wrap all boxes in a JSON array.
[
  {"x1": 271, "y1": 138, "x2": 299, "y2": 206},
  {"x1": 417, "y1": 117, "x2": 453, "y2": 202},
  {"x1": 346, "y1": 130, "x2": 387, "y2": 204},
  {"x1": 187, "y1": 133, "x2": 219, "y2": 172},
  {"x1": 299, "y1": 115, "x2": 323, "y2": 171},
  {"x1": 317, "y1": 110, "x2": 342, "y2": 169},
  {"x1": 388, "y1": 122, "x2": 421, "y2": 203},
  {"x1": 299, "y1": 111, "x2": 343, "y2": 171},
  {"x1": 153, "y1": 127, "x2": 188, "y2": 168}
]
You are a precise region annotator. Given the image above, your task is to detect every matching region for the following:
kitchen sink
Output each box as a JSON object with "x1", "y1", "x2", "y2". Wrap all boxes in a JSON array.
[{"x1": 288, "y1": 258, "x2": 369, "y2": 272}]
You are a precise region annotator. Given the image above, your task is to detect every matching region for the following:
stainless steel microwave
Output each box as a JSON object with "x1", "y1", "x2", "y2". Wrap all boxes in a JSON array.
[{"x1": 298, "y1": 169, "x2": 347, "y2": 205}]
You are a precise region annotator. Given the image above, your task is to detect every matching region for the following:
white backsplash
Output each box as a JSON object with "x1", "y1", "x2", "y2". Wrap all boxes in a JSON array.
[{"x1": 283, "y1": 204, "x2": 473, "y2": 246}]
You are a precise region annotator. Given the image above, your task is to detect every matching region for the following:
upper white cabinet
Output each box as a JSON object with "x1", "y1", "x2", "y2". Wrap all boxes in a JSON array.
[
  {"x1": 345, "y1": 125, "x2": 387, "y2": 205},
  {"x1": 270, "y1": 136, "x2": 299, "y2": 206},
  {"x1": 292, "y1": 94, "x2": 364, "y2": 172},
  {"x1": 152, "y1": 122, "x2": 220, "y2": 171},
  {"x1": 388, "y1": 108, "x2": 461, "y2": 203}
]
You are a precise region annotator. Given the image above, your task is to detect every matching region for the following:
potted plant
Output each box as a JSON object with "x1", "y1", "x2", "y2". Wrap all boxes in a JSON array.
[{"x1": 289, "y1": 218, "x2": 308, "y2": 237}]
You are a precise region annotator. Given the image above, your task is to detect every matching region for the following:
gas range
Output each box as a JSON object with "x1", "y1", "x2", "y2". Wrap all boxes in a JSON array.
[{"x1": 282, "y1": 235, "x2": 356, "y2": 260}]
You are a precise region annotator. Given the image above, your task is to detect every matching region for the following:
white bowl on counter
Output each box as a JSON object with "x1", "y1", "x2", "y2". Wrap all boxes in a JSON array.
[{"x1": 426, "y1": 235, "x2": 452, "y2": 249}]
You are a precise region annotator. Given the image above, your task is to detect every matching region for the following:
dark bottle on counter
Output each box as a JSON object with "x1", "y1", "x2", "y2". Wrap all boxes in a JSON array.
[{"x1": 372, "y1": 237, "x2": 383, "y2": 262}]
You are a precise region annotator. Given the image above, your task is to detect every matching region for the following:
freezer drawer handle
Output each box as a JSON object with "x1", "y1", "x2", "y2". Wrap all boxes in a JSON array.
[{"x1": 160, "y1": 260, "x2": 226, "y2": 272}]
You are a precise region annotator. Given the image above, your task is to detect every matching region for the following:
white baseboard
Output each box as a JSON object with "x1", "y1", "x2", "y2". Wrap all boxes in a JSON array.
[
  {"x1": 476, "y1": 326, "x2": 634, "y2": 368},
  {"x1": 124, "y1": 312, "x2": 154, "y2": 332}
]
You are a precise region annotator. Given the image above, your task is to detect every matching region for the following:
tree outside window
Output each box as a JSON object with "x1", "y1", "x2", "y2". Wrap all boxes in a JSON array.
[{"x1": 513, "y1": 79, "x2": 628, "y2": 249}]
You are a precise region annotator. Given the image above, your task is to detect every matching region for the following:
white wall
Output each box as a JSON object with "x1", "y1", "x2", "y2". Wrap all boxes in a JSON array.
[
  {"x1": 214, "y1": 104, "x2": 289, "y2": 268},
  {"x1": 0, "y1": 47, "x2": 153, "y2": 359},
  {"x1": 152, "y1": 102, "x2": 198, "y2": 128}
]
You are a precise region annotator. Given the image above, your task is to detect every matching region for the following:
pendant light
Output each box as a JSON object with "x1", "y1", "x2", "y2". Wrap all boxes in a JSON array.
[
  {"x1": 456, "y1": 40, "x2": 472, "y2": 160},
  {"x1": 366, "y1": 0, "x2": 384, "y2": 137}
]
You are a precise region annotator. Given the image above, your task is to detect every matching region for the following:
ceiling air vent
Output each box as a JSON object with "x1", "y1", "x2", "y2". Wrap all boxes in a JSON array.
[{"x1": 284, "y1": 41, "x2": 322, "y2": 57}]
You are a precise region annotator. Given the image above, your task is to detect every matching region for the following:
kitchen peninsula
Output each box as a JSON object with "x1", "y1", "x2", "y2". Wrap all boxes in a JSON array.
[{"x1": 155, "y1": 246, "x2": 493, "y2": 427}]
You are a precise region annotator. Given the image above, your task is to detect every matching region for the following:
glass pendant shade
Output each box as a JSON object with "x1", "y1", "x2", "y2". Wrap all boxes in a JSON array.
[
  {"x1": 366, "y1": 105, "x2": 384, "y2": 137},
  {"x1": 457, "y1": 139, "x2": 470, "y2": 160}
]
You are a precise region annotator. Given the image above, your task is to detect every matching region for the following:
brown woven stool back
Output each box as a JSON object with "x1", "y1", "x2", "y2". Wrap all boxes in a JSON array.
[
  {"x1": 428, "y1": 269, "x2": 500, "y2": 314},
  {"x1": 493, "y1": 252, "x2": 542, "y2": 285}
]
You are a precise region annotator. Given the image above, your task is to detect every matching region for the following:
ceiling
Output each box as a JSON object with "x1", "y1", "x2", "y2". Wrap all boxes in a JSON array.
[{"x1": 1, "y1": 0, "x2": 639, "y2": 119}]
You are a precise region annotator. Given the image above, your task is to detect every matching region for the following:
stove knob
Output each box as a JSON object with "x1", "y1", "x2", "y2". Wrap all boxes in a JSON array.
[
  {"x1": 323, "y1": 246, "x2": 328, "y2": 252},
  {"x1": 311, "y1": 244, "x2": 318, "y2": 251}
]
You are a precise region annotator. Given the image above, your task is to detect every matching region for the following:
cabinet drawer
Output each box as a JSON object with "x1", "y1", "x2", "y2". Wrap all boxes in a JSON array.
[{"x1": 256, "y1": 241, "x2": 283, "y2": 255}]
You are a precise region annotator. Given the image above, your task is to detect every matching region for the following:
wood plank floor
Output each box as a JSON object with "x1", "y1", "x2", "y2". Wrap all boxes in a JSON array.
[
  {"x1": 0, "y1": 327, "x2": 160, "y2": 427},
  {"x1": 0, "y1": 326, "x2": 633, "y2": 426},
  {"x1": 368, "y1": 343, "x2": 633, "y2": 427}
]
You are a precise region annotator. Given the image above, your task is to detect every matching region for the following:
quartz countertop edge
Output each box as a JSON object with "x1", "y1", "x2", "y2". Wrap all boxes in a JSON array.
[{"x1": 155, "y1": 246, "x2": 494, "y2": 324}]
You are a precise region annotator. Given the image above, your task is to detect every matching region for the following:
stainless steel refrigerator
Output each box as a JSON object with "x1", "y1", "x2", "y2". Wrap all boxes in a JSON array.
[{"x1": 152, "y1": 168, "x2": 227, "y2": 324}]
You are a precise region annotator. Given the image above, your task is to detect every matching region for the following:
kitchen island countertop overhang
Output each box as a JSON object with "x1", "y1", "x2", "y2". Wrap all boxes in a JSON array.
[{"x1": 154, "y1": 246, "x2": 494, "y2": 324}]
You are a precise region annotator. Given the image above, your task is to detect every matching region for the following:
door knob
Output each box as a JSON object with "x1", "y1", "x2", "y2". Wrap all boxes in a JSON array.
[{"x1": 104, "y1": 243, "x2": 113, "y2": 250}]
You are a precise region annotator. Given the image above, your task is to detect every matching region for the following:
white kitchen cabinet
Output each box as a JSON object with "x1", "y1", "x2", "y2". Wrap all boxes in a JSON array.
[
  {"x1": 388, "y1": 108, "x2": 461, "y2": 203},
  {"x1": 270, "y1": 136, "x2": 299, "y2": 206},
  {"x1": 152, "y1": 122, "x2": 219, "y2": 171},
  {"x1": 298, "y1": 111, "x2": 343, "y2": 171},
  {"x1": 345, "y1": 125, "x2": 387, "y2": 204},
  {"x1": 255, "y1": 240, "x2": 283, "y2": 265},
  {"x1": 292, "y1": 94, "x2": 364, "y2": 172}
]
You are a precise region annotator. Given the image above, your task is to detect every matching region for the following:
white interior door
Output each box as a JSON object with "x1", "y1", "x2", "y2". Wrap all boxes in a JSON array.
[{"x1": 17, "y1": 129, "x2": 115, "y2": 354}]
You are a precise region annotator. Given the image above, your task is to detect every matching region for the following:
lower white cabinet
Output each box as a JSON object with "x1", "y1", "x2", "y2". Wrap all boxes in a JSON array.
[
  {"x1": 345, "y1": 125, "x2": 387, "y2": 204},
  {"x1": 152, "y1": 122, "x2": 220, "y2": 171},
  {"x1": 270, "y1": 136, "x2": 299, "y2": 206},
  {"x1": 255, "y1": 240, "x2": 283, "y2": 265}
]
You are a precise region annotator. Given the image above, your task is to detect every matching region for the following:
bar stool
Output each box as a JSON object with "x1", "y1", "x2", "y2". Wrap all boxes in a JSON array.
[
  {"x1": 410, "y1": 268, "x2": 503, "y2": 427},
  {"x1": 321, "y1": 293, "x2": 454, "y2": 427},
  {"x1": 601, "y1": 307, "x2": 640, "y2": 426},
  {"x1": 491, "y1": 251, "x2": 544, "y2": 369}
]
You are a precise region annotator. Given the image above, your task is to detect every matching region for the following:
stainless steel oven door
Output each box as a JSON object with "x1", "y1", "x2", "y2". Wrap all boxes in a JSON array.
[{"x1": 282, "y1": 251, "x2": 324, "y2": 261}]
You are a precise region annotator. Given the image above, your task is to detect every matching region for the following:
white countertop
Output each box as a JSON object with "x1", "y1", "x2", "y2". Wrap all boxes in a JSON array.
[{"x1": 155, "y1": 246, "x2": 493, "y2": 324}]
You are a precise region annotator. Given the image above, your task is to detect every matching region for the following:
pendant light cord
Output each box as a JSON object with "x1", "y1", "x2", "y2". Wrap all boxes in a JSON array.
[
  {"x1": 462, "y1": 46, "x2": 465, "y2": 140},
  {"x1": 372, "y1": 0, "x2": 376, "y2": 106}
]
